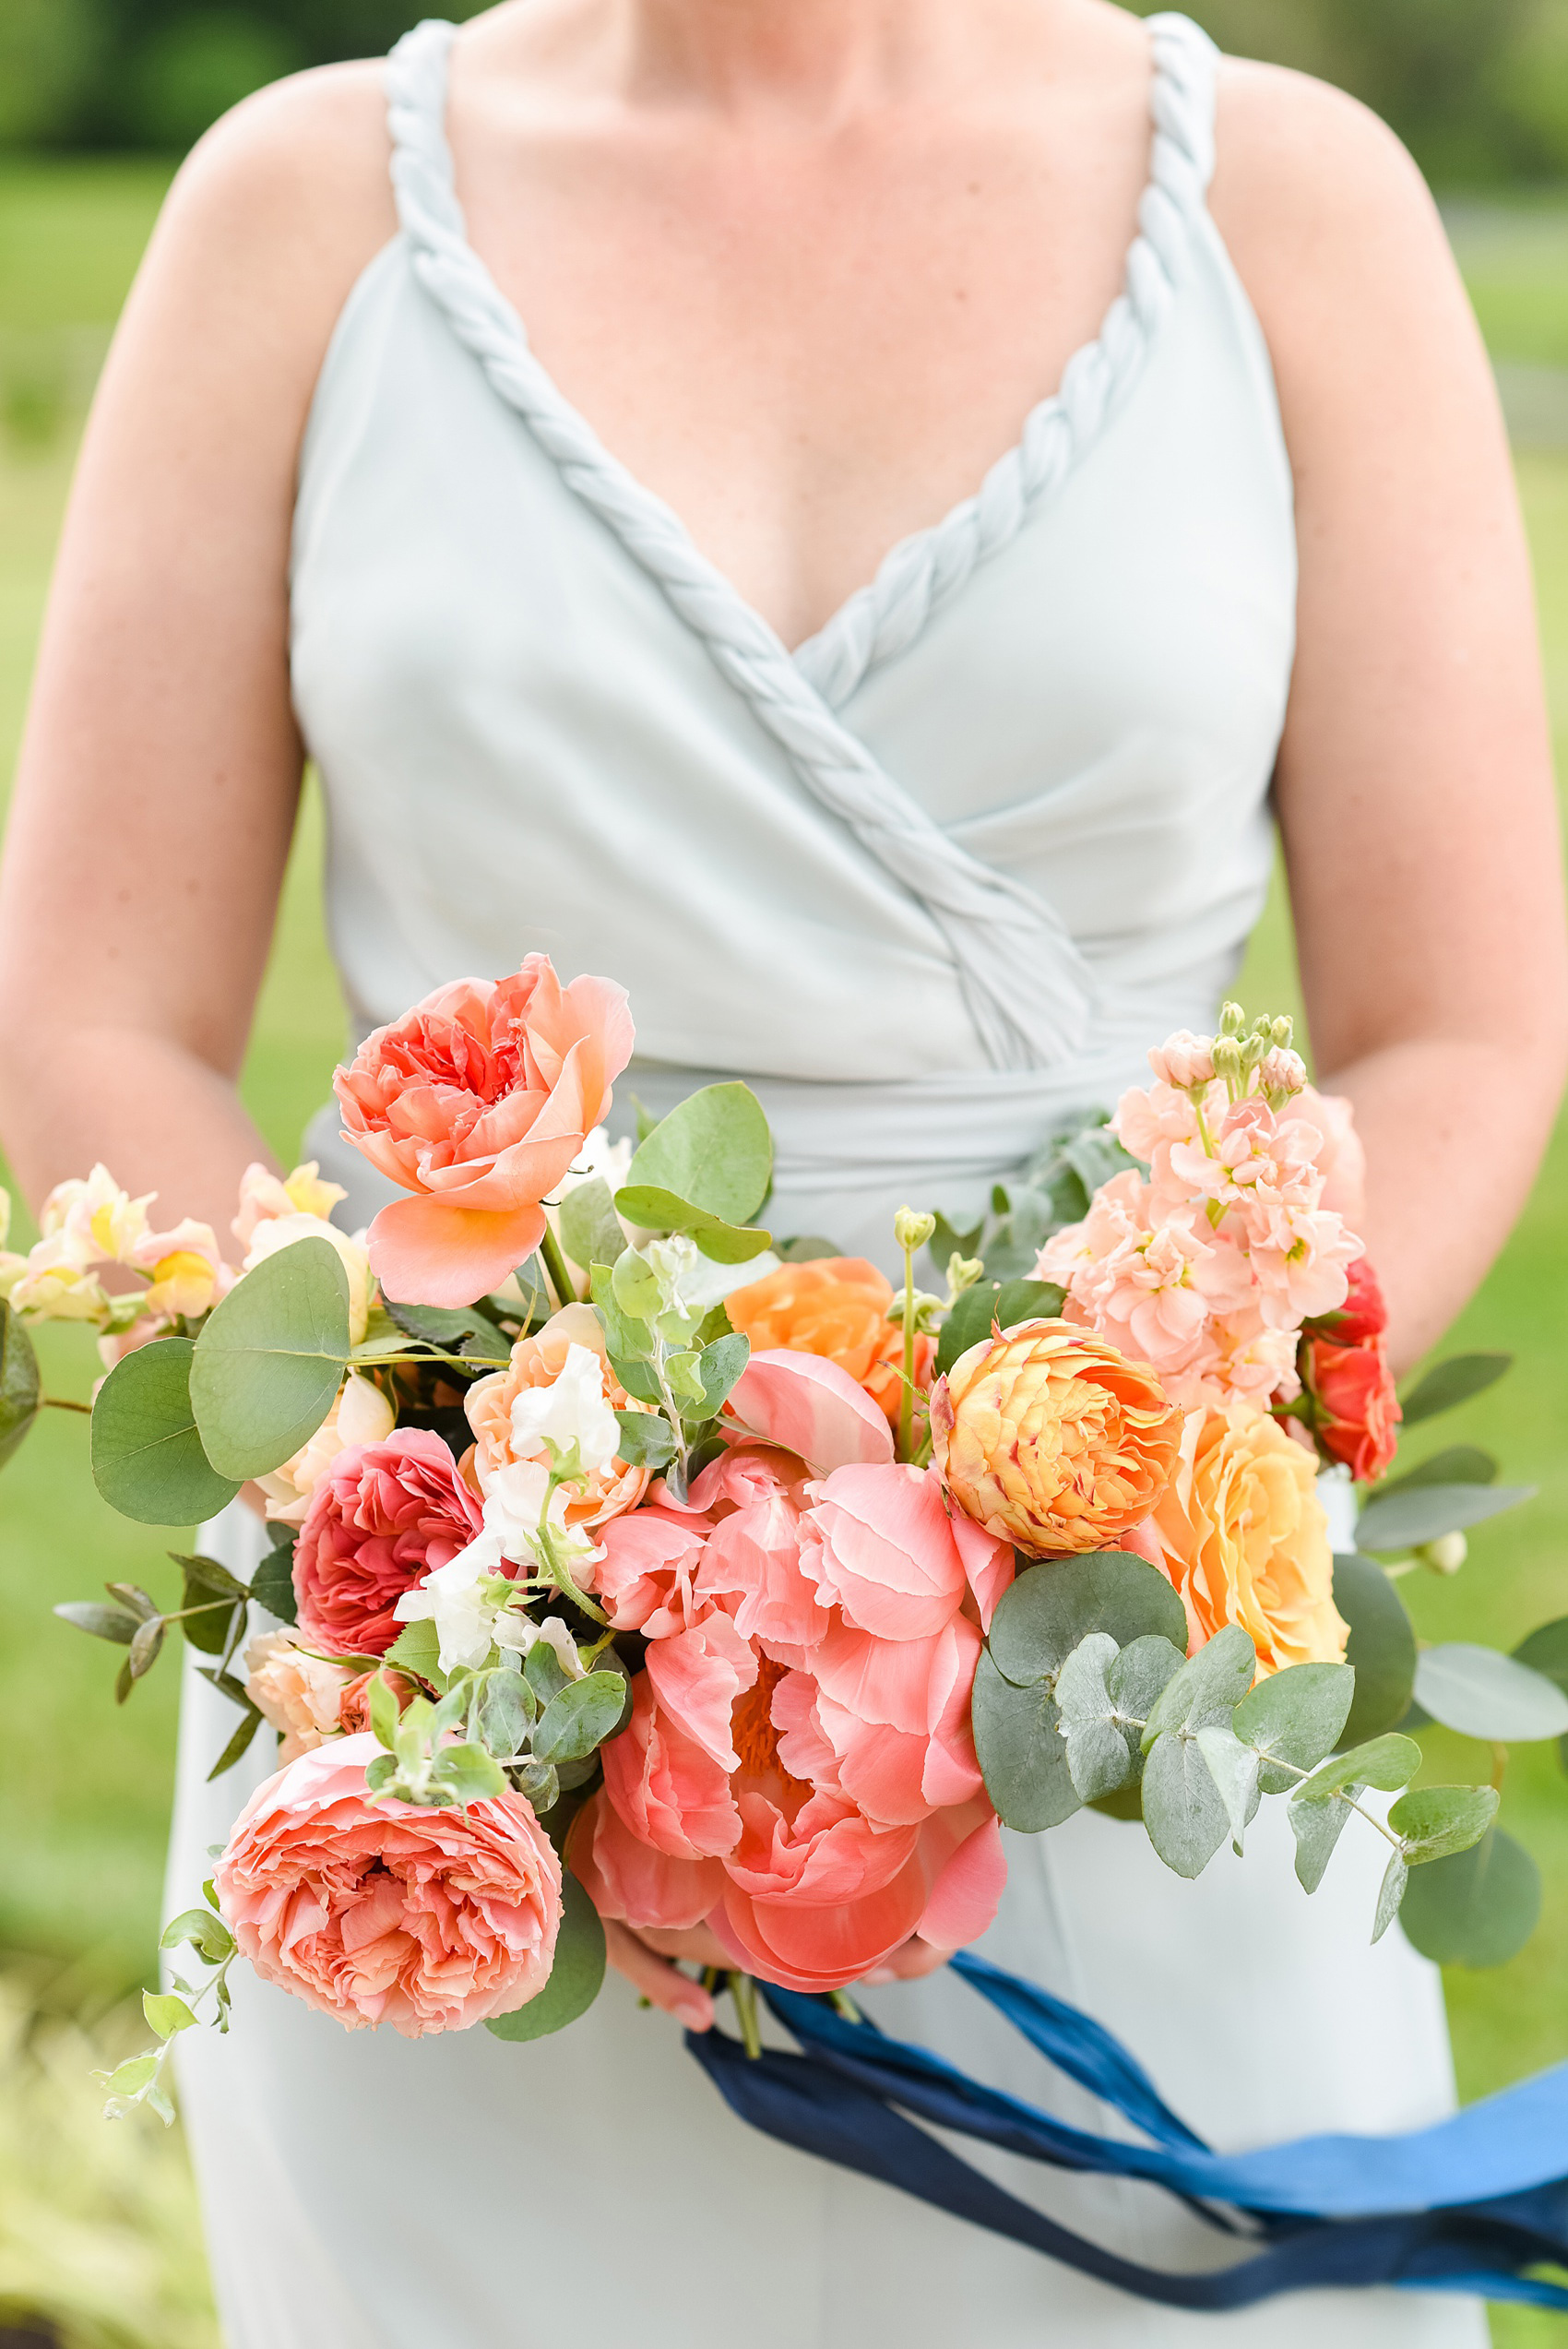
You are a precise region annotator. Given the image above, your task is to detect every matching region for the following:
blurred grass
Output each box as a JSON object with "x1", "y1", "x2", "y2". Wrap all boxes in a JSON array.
[{"x1": 3, "y1": 160, "x2": 1568, "y2": 2342}]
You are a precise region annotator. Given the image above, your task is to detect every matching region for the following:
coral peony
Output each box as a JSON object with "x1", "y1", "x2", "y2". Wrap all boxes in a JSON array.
[
  {"x1": 724, "y1": 1349, "x2": 896, "y2": 1473},
  {"x1": 465, "y1": 1302, "x2": 650, "y2": 1528},
  {"x1": 1133, "y1": 1402, "x2": 1348, "y2": 1674},
  {"x1": 335, "y1": 956, "x2": 634, "y2": 1306},
  {"x1": 215, "y1": 1735, "x2": 561, "y2": 2034},
  {"x1": 931, "y1": 1319, "x2": 1181, "y2": 1557},
  {"x1": 800, "y1": 1461, "x2": 1012, "y2": 1641},
  {"x1": 725, "y1": 1257, "x2": 937, "y2": 1429},
  {"x1": 1308, "y1": 1333, "x2": 1402, "y2": 1484},
  {"x1": 294, "y1": 1429, "x2": 483, "y2": 1656}
]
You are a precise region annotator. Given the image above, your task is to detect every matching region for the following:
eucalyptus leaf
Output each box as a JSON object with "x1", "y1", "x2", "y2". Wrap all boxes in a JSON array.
[
  {"x1": 1397, "y1": 1827, "x2": 1541, "y2": 1967},
  {"x1": 1355, "y1": 1482, "x2": 1535, "y2": 1554},
  {"x1": 1332, "y1": 1554, "x2": 1418, "y2": 1746},
  {"x1": 1289, "y1": 1783, "x2": 1360, "y2": 1893},
  {"x1": 475, "y1": 1668, "x2": 535, "y2": 1759},
  {"x1": 431, "y1": 1742, "x2": 509, "y2": 1806},
  {"x1": 1054, "y1": 1633, "x2": 1134, "y2": 1802},
  {"x1": 0, "y1": 1300, "x2": 41, "y2": 1470},
  {"x1": 207, "y1": 1704, "x2": 264, "y2": 1781},
  {"x1": 971, "y1": 1650, "x2": 1079, "y2": 1830},
  {"x1": 91, "y1": 1338, "x2": 243, "y2": 1526},
  {"x1": 557, "y1": 1177, "x2": 628, "y2": 1275},
  {"x1": 1194, "y1": 1725, "x2": 1263, "y2": 1849},
  {"x1": 1398, "y1": 1353, "x2": 1512, "y2": 1426},
  {"x1": 1107, "y1": 1635, "x2": 1186, "y2": 1732},
  {"x1": 189, "y1": 1237, "x2": 351, "y2": 1480},
  {"x1": 692, "y1": 1332, "x2": 750, "y2": 1420},
  {"x1": 1389, "y1": 1783, "x2": 1500, "y2": 1864},
  {"x1": 1512, "y1": 1616, "x2": 1568, "y2": 1695},
  {"x1": 589, "y1": 1264, "x2": 656, "y2": 1363},
  {"x1": 1413, "y1": 1644, "x2": 1568, "y2": 1743},
  {"x1": 249, "y1": 1543, "x2": 298, "y2": 1626},
  {"x1": 523, "y1": 1641, "x2": 571, "y2": 1707},
  {"x1": 143, "y1": 1990, "x2": 197, "y2": 2040},
  {"x1": 1141, "y1": 1729, "x2": 1231, "y2": 1878},
  {"x1": 128, "y1": 1616, "x2": 166, "y2": 1680},
  {"x1": 512, "y1": 1759, "x2": 561, "y2": 1812},
  {"x1": 778, "y1": 1235, "x2": 849, "y2": 1263},
  {"x1": 1373, "y1": 1447, "x2": 1498, "y2": 1499},
  {"x1": 1296, "y1": 1733, "x2": 1421, "y2": 1802},
  {"x1": 381, "y1": 1294, "x2": 505, "y2": 1353},
  {"x1": 363, "y1": 1752, "x2": 397, "y2": 1795},
  {"x1": 53, "y1": 1601, "x2": 139, "y2": 1646},
  {"x1": 620, "y1": 1081, "x2": 773, "y2": 1227},
  {"x1": 98, "y1": 2056, "x2": 159, "y2": 2100},
  {"x1": 1141, "y1": 1625, "x2": 1256, "y2": 1750},
  {"x1": 933, "y1": 1278, "x2": 1066, "y2": 1379},
  {"x1": 989, "y1": 1552, "x2": 1188, "y2": 1690},
  {"x1": 614, "y1": 1409, "x2": 678, "y2": 1470},
  {"x1": 1373, "y1": 1851, "x2": 1408, "y2": 1942},
  {"x1": 368, "y1": 1672, "x2": 402, "y2": 1751},
  {"x1": 612, "y1": 1190, "x2": 774, "y2": 1264},
  {"x1": 486, "y1": 1870, "x2": 606, "y2": 2041},
  {"x1": 532, "y1": 1672, "x2": 629, "y2": 1766},
  {"x1": 1232, "y1": 1663, "x2": 1355, "y2": 1795}
]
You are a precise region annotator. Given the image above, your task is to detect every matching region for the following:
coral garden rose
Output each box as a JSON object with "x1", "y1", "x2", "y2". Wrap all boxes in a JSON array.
[
  {"x1": 725, "y1": 1257, "x2": 937, "y2": 1429},
  {"x1": 215, "y1": 1733, "x2": 562, "y2": 2035},
  {"x1": 243, "y1": 1629, "x2": 356, "y2": 1764},
  {"x1": 293, "y1": 1428, "x2": 483, "y2": 1656},
  {"x1": 335, "y1": 955, "x2": 634, "y2": 1307},
  {"x1": 1309, "y1": 1256, "x2": 1389, "y2": 1348},
  {"x1": 931, "y1": 1319, "x2": 1182, "y2": 1557},
  {"x1": 336, "y1": 1665, "x2": 418, "y2": 1738},
  {"x1": 465, "y1": 1302, "x2": 650, "y2": 1528},
  {"x1": 1132, "y1": 1401, "x2": 1348, "y2": 1674},
  {"x1": 1309, "y1": 1333, "x2": 1402, "y2": 1485}
]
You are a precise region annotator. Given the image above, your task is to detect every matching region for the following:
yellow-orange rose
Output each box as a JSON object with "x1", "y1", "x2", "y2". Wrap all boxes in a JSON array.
[
  {"x1": 1136, "y1": 1402, "x2": 1348, "y2": 1674},
  {"x1": 725, "y1": 1257, "x2": 936, "y2": 1429},
  {"x1": 931, "y1": 1319, "x2": 1181, "y2": 1556}
]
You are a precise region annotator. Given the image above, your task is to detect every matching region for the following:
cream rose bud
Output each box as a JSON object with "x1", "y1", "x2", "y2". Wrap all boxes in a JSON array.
[
  {"x1": 244, "y1": 1210, "x2": 374, "y2": 1346},
  {"x1": 256, "y1": 1373, "x2": 397, "y2": 1525},
  {"x1": 244, "y1": 1628, "x2": 354, "y2": 1763}
]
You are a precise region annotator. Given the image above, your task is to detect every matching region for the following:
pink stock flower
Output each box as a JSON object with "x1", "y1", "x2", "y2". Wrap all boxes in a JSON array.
[
  {"x1": 294, "y1": 1429, "x2": 483, "y2": 1657},
  {"x1": 1146, "y1": 1031, "x2": 1217, "y2": 1090},
  {"x1": 1280, "y1": 1085, "x2": 1367, "y2": 1223},
  {"x1": 335, "y1": 957, "x2": 634, "y2": 1306},
  {"x1": 215, "y1": 1734, "x2": 561, "y2": 2035}
]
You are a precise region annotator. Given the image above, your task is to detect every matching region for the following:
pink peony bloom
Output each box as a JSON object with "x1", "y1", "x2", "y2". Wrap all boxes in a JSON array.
[
  {"x1": 335, "y1": 957, "x2": 634, "y2": 1306},
  {"x1": 799, "y1": 1612, "x2": 986, "y2": 1824},
  {"x1": 724, "y1": 1349, "x2": 896, "y2": 1474},
  {"x1": 214, "y1": 1734, "x2": 562, "y2": 2035},
  {"x1": 599, "y1": 1672, "x2": 742, "y2": 1862},
  {"x1": 799, "y1": 1461, "x2": 1010, "y2": 1643},
  {"x1": 569, "y1": 1792, "x2": 726, "y2": 1933},
  {"x1": 591, "y1": 1508, "x2": 710, "y2": 1636},
  {"x1": 294, "y1": 1430, "x2": 483, "y2": 1657}
]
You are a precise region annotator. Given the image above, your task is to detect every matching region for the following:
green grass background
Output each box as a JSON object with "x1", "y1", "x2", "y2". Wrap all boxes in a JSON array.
[{"x1": 2, "y1": 163, "x2": 1568, "y2": 2341}]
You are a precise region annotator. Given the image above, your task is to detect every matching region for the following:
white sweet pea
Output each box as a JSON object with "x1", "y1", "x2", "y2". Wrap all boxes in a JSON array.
[
  {"x1": 494, "y1": 1612, "x2": 588, "y2": 1679},
  {"x1": 506, "y1": 1341, "x2": 622, "y2": 1478},
  {"x1": 394, "y1": 1528, "x2": 511, "y2": 1674}
]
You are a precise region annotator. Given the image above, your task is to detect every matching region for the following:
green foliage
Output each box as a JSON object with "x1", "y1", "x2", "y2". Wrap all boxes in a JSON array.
[
  {"x1": 90, "y1": 1338, "x2": 242, "y2": 1525},
  {"x1": 615, "y1": 1080, "x2": 773, "y2": 1261},
  {"x1": 932, "y1": 1277, "x2": 1065, "y2": 1378},
  {"x1": 1397, "y1": 1351, "x2": 1515, "y2": 1425},
  {"x1": 531, "y1": 1673, "x2": 628, "y2": 1767},
  {"x1": 987, "y1": 1551, "x2": 1188, "y2": 1689},
  {"x1": 556, "y1": 1176, "x2": 626, "y2": 1276},
  {"x1": 970, "y1": 1650, "x2": 1077, "y2": 1830},
  {"x1": 1356, "y1": 1478, "x2": 1536, "y2": 1552},
  {"x1": 485, "y1": 1870, "x2": 606, "y2": 2042},
  {"x1": 248, "y1": 1533, "x2": 297, "y2": 1624},
  {"x1": 188, "y1": 1234, "x2": 350, "y2": 1478},
  {"x1": 1389, "y1": 1783, "x2": 1501, "y2": 1863},
  {"x1": 0, "y1": 1300, "x2": 40, "y2": 1468},
  {"x1": 614, "y1": 1408, "x2": 678, "y2": 1470},
  {"x1": 1413, "y1": 1642, "x2": 1568, "y2": 1740},
  {"x1": 1400, "y1": 1827, "x2": 1542, "y2": 1967},
  {"x1": 1331, "y1": 1553, "x2": 1418, "y2": 1744}
]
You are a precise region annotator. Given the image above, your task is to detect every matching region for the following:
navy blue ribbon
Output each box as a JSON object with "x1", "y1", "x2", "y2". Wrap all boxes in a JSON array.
[{"x1": 684, "y1": 1952, "x2": 1568, "y2": 2310}]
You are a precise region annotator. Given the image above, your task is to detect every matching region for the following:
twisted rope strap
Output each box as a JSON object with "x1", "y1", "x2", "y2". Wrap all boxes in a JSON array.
[{"x1": 382, "y1": 17, "x2": 1229, "y2": 1072}]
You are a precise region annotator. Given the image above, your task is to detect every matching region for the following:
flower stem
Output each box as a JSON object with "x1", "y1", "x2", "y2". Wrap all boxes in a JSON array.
[
  {"x1": 729, "y1": 1971, "x2": 763, "y2": 2060},
  {"x1": 42, "y1": 1395, "x2": 92, "y2": 1414},
  {"x1": 539, "y1": 1224, "x2": 578, "y2": 1308}
]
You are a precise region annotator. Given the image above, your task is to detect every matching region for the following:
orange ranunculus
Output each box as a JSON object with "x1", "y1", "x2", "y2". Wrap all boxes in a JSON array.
[
  {"x1": 930, "y1": 1319, "x2": 1181, "y2": 1557},
  {"x1": 1135, "y1": 1402, "x2": 1348, "y2": 1675},
  {"x1": 725, "y1": 1258, "x2": 936, "y2": 1429}
]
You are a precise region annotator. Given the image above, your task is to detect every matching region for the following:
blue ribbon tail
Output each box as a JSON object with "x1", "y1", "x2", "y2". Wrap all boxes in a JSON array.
[{"x1": 682, "y1": 1955, "x2": 1568, "y2": 2312}]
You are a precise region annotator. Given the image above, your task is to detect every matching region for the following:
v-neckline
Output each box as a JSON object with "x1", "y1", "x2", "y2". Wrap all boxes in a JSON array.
[{"x1": 388, "y1": 13, "x2": 1215, "y2": 711}]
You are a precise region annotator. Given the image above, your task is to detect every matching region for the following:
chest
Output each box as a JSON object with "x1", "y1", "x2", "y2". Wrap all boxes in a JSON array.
[{"x1": 448, "y1": 92, "x2": 1151, "y2": 647}]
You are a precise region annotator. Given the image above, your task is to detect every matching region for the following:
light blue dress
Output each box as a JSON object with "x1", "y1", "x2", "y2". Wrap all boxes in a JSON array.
[{"x1": 172, "y1": 18, "x2": 1484, "y2": 2343}]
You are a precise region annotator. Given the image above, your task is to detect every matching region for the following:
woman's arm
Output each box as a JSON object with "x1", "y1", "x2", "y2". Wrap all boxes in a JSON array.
[
  {"x1": 1214, "y1": 65, "x2": 1568, "y2": 1369},
  {"x1": 0, "y1": 66, "x2": 393, "y2": 1241}
]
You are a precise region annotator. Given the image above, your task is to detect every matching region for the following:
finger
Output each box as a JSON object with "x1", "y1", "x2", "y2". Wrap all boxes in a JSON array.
[
  {"x1": 638, "y1": 1922, "x2": 732, "y2": 1968},
  {"x1": 602, "y1": 1919, "x2": 714, "y2": 2032},
  {"x1": 861, "y1": 1938, "x2": 952, "y2": 1986}
]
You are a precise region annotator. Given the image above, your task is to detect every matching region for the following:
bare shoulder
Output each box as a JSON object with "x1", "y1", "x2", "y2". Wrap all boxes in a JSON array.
[
  {"x1": 1206, "y1": 58, "x2": 1489, "y2": 437},
  {"x1": 117, "y1": 59, "x2": 397, "y2": 419}
]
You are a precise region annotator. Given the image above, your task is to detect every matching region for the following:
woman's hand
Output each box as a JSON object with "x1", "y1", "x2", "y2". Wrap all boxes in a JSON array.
[{"x1": 602, "y1": 1920, "x2": 950, "y2": 2032}]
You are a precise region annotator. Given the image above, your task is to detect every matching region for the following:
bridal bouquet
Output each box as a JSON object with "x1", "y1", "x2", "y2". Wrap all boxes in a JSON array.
[{"x1": 8, "y1": 960, "x2": 1565, "y2": 2128}]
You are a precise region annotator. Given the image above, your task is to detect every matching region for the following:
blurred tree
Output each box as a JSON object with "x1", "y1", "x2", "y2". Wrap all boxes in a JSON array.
[{"x1": 0, "y1": 0, "x2": 1565, "y2": 182}]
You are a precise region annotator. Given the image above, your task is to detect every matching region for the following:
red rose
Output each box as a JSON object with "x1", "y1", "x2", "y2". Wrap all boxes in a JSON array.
[
  {"x1": 1309, "y1": 1334, "x2": 1402, "y2": 1484},
  {"x1": 1308, "y1": 1258, "x2": 1388, "y2": 1345},
  {"x1": 294, "y1": 1429, "x2": 483, "y2": 1656}
]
